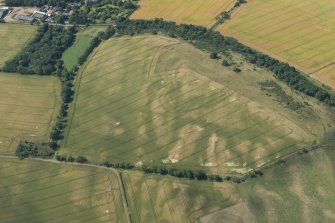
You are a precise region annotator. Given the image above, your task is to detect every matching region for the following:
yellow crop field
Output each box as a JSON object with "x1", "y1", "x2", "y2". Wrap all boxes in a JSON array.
[
  {"x1": 219, "y1": 0, "x2": 335, "y2": 88},
  {"x1": 131, "y1": 0, "x2": 236, "y2": 27}
]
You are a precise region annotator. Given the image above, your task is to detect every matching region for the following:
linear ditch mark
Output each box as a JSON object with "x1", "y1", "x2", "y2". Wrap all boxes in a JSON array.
[
  {"x1": 68, "y1": 77, "x2": 217, "y2": 139},
  {"x1": 70, "y1": 78, "x2": 224, "y2": 137},
  {"x1": 0, "y1": 191, "x2": 108, "y2": 221},
  {"x1": 81, "y1": 46, "x2": 159, "y2": 83},
  {"x1": 144, "y1": 179, "x2": 159, "y2": 223},
  {"x1": 0, "y1": 174, "x2": 101, "y2": 199},
  {"x1": 114, "y1": 105, "x2": 261, "y2": 159},
  {"x1": 308, "y1": 61, "x2": 335, "y2": 75},
  {"x1": 161, "y1": 181, "x2": 177, "y2": 223},
  {"x1": 80, "y1": 98, "x2": 243, "y2": 160},
  {"x1": 63, "y1": 43, "x2": 104, "y2": 146},
  {"x1": 176, "y1": 123, "x2": 287, "y2": 164},
  {"x1": 123, "y1": 172, "x2": 141, "y2": 223},
  {"x1": 75, "y1": 92, "x2": 236, "y2": 154},
  {"x1": 151, "y1": 111, "x2": 271, "y2": 162},
  {"x1": 0, "y1": 179, "x2": 109, "y2": 209},
  {"x1": 213, "y1": 126, "x2": 296, "y2": 165},
  {"x1": 33, "y1": 202, "x2": 113, "y2": 223},
  {"x1": 223, "y1": 0, "x2": 314, "y2": 34}
]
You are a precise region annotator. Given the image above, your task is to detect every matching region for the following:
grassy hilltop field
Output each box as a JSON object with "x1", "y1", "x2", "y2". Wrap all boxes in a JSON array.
[
  {"x1": 219, "y1": 0, "x2": 335, "y2": 88},
  {"x1": 0, "y1": 73, "x2": 60, "y2": 154},
  {"x1": 0, "y1": 24, "x2": 36, "y2": 67},
  {"x1": 131, "y1": 0, "x2": 236, "y2": 27},
  {"x1": 62, "y1": 34, "x2": 333, "y2": 174},
  {"x1": 0, "y1": 157, "x2": 128, "y2": 223}
]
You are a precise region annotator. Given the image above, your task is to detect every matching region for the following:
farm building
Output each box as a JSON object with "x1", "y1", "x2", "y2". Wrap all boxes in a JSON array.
[
  {"x1": 17, "y1": 15, "x2": 35, "y2": 23},
  {"x1": 0, "y1": 9, "x2": 9, "y2": 19},
  {"x1": 32, "y1": 11, "x2": 48, "y2": 19}
]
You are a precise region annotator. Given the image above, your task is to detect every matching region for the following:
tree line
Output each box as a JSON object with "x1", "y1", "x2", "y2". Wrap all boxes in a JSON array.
[
  {"x1": 114, "y1": 18, "x2": 335, "y2": 107},
  {"x1": 69, "y1": 0, "x2": 138, "y2": 25},
  {"x1": 14, "y1": 25, "x2": 116, "y2": 160},
  {"x1": 3, "y1": 24, "x2": 75, "y2": 75},
  {"x1": 4, "y1": 0, "x2": 78, "y2": 7}
]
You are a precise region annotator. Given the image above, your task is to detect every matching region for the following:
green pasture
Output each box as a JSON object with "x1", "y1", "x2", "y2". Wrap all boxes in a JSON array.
[{"x1": 62, "y1": 26, "x2": 107, "y2": 70}]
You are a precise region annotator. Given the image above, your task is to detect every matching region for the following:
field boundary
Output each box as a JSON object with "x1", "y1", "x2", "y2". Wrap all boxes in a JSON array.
[{"x1": 63, "y1": 43, "x2": 104, "y2": 146}]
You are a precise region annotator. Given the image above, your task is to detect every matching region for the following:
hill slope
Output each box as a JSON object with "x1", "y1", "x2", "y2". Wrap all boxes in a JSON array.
[{"x1": 63, "y1": 35, "x2": 330, "y2": 173}]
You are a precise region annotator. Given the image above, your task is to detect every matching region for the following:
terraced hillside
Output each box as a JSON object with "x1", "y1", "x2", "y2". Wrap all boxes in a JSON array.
[
  {"x1": 0, "y1": 72, "x2": 60, "y2": 154},
  {"x1": 0, "y1": 24, "x2": 36, "y2": 67},
  {"x1": 219, "y1": 0, "x2": 335, "y2": 88},
  {"x1": 62, "y1": 35, "x2": 330, "y2": 174},
  {"x1": 131, "y1": 0, "x2": 236, "y2": 27},
  {"x1": 0, "y1": 157, "x2": 127, "y2": 223},
  {"x1": 122, "y1": 170, "x2": 250, "y2": 223}
]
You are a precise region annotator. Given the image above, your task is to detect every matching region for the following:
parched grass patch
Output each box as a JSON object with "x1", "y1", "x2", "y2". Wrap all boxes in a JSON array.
[
  {"x1": 130, "y1": 0, "x2": 236, "y2": 27},
  {"x1": 122, "y1": 170, "x2": 240, "y2": 223},
  {"x1": 0, "y1": 157, "x2": 127, "y2": 223},
  {"x1": 219, "y1": 0, "x2": 335, "y2": 87},
  {"x1": 0, "y1": 72, "x2": 61, "y2": 154},
  {"x1": 63, "y1": 35, "x2": 318, "y2": 173},
  {"x1": 0, "y1": 24, "x2": 36, "y2": 67},
  {"x1": 62, "y1": 26, "x2": 107, "y2": 70}
]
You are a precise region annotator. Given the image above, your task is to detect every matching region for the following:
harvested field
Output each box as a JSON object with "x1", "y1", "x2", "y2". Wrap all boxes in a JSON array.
[
  {"x1": 62, "y1": 35, "x2": 324, "y2": 173},
  {"x1": 0, "y1": 72, "x2": 61, "y2": 154},
  {"x1": 122, "y1": 170, "x2": 240, "y2": 223},
  {"x1": 219, "y1": 0, "x2": 335, "y2": 88},
  {"x1": 0, "y1": 23, "x2": 36, "y2": 67},
  {"x1": 131, "y1": 0, "x2": 236, "y2": 27},
  {"x1": 0, "y1": 157, "x2": 127, "y2": 223}
]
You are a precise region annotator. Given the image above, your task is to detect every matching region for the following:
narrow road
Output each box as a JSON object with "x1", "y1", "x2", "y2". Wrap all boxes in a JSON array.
[{"x1": 0, "y1": 154, "x2": 132, "y2": 223}]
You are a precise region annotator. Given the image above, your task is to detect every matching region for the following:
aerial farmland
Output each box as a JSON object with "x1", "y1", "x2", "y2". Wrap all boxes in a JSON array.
[
  {"x1": 131, "y1": 0, "x2": 236, "y2": 27},
  {"x1": 0, "y1": 0, "x2": 335, "y2": 222},
  {"x1": 219, "y1": 0, "x2": 335, "y2": 88}
]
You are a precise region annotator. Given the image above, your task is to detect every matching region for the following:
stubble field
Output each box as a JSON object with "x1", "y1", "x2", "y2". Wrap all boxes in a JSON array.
[
  {"x1": 62, "y1": 35, "x2": 323, "y2": 174},
  {"x1": 0, "y1": 157, "x2": 127, "y2": 223},
  {"x1": 0, "y1": 24, "x2": 36, "y2": 68},
  {"x1": 130, "y1": 0, "x2": 236, "y2": 27},
  {"x1": 219, "y1": 0, "x2": 335, "y2": 88},
  {"x1": 0, "y1": 72, "x2": 60, "y2": 154}
]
